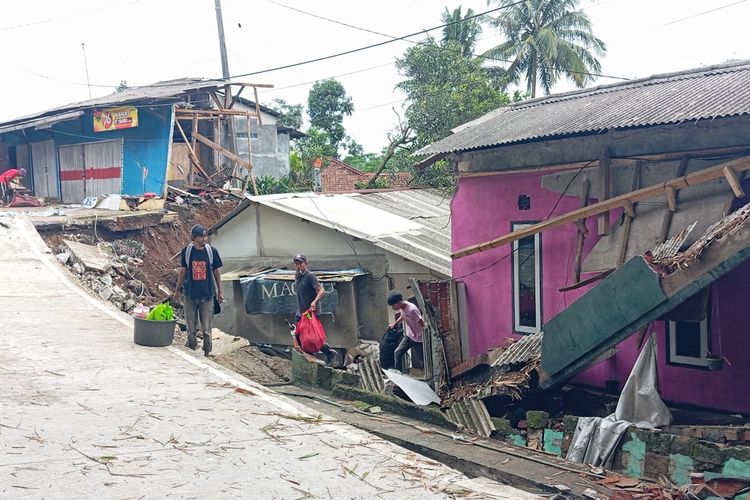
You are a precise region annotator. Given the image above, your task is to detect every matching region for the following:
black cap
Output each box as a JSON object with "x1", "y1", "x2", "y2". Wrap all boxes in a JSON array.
[
  {"x1": 191, "y1": 224, "x2": 207, "y2": 238},
  {"x1": 293, "y1": 253, "x2": 307, "y2": 263}
]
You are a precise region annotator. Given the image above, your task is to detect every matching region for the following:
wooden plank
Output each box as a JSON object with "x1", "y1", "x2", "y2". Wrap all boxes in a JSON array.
[
  {"x1": 409, "y1": 278, "x2": 442, "y2": 388},
  {"x1": 226, "y1": 82, "x2": 274, "y2": 88},
  {"x1": 659, "y1": 158, "x2": 689, "y2": 243},
  {"x1": 573, "y1": 178, "x2": 591, "y2": 283},
  {"x1": 229, "y1": 85, "x2": 245, "y2": 109},
  {"x1": 597, "y1": 148, "x2": 611, "y2": 236},
  {"x1": 173, "y1": 119, "x2": 212, "y2": 182},
  {"x1": 617, "y1": 163, "x2": 642, "y2": 266},
  {"x1": 245, "y1": 115, "x2": 258, "y2": 196},
  {"x1": 453, "y1": 155, "x2": 750, "y2": 259},
  {"x1": 253, "y1": 86, "x2": 263, "y2": 126},
  {"x1": 193, "y1": 132, "x2": 252, "y2": 169},
  {"x1": 666, "y1": 186, "x2": 677, "y2": 212},
  {"x1": 209, "y1": 91, "x2": 224, "y2": 110},
  {"x1": 723, "y1": 166, "x2": 745, "y2": 197},
  {"x1": 176, "y1": 108, "x2": 259, "y2": 117}
]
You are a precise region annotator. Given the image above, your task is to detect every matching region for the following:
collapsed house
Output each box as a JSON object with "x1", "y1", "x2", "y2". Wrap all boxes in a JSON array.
[
  {"x1": 412, "y1": 61, "x2": 750, "y2": 483},
  {"x1": 0, "y1": 78, "x2": 302, "y2": 202},
  {"x1": 206, "y1": 188, "x2": 452, "y2": 348}
]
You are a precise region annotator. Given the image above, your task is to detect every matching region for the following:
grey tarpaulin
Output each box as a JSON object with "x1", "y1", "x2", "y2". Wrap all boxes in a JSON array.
[
  {"x1": 240, "y1": 276, "x2": 339, "y2": 316},
  {"x1": 566, "y1": 335, "x2": 672, "y2": 468}
]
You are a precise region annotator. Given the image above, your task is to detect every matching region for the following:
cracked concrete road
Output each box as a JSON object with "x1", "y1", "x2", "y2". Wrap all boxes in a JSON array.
[{"x1": 0, "y1": 217, "x2": 539, "y2": 500}]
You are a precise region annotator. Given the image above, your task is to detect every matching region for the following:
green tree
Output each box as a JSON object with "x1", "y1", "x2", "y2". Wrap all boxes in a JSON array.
[
  {"x1": 484, "y1": 0, "x2": 606, "y2": 98},
  {"x1": 269, "y1": 99, "x2": 304, "y2": 130},
  {"x1": 307, "y1": 79, "x2": 354, "y2": 152},
  {"x1": 396, "y1": 38, "x2": 511, "y2": 147},
  {"x1": 116, "y1": 80, "x2": 129, "y2": 92},
  {"x1": 441, "y1": 6, "x2": 482, "y2": 57},
  {"x1": 293, "y1": 127, "x2": 337, "y2": 164}
]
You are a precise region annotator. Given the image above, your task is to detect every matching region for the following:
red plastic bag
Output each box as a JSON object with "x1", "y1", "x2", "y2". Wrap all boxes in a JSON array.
[{"x1": 296, "y1": 310, "x2": 327, "y2": 354}]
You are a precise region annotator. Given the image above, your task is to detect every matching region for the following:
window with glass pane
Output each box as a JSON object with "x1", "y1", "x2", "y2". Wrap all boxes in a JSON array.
[
  {"x1": 668, "y1": 318, "x2": 709, "y2": 368},
  {"x1": 513, "y1": 223, "x2": 541, "y2": 333}
]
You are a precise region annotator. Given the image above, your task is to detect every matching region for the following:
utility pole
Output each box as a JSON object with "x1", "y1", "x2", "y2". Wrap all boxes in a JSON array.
[
  {"x1": 81, "y1": 43, "x2": 92, "y2": 99},
  {"x1": 214, "y1": 0, "x2": 230, "y2": 80}
]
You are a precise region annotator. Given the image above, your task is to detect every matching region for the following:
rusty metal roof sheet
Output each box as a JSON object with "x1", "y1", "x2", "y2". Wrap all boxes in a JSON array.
[
  {"x1": 492, "y1": 333, "x2": 544, "y2": 368},
  {"x1": 0, "y1": 78, "x2": 278, "y2": 131},
  {"x1": 419, "y1": 61, "x2": 750, "y2": 155}
]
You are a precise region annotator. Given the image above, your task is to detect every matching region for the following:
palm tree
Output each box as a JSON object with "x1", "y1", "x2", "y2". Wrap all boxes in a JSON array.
[
  {"x1": 484, "y1": 0, "x2": 606, "y2": 97},
  {"x1": 441, "y1": 6, "x2": 483, "y2": 57}
]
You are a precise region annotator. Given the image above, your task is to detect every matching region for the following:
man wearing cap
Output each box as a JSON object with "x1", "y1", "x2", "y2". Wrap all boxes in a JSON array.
[
  {"x1": 173, "y1": 224, "x2": 223, "y2": 357},
  {"x1": 293, "y1": 253, "x2": 336, "y2": 365},
  {"x1": 0, "y1": 168, "x2": 27, "y2": 204}
]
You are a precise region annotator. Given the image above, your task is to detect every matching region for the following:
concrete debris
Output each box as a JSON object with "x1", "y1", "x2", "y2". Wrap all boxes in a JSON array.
[
  {"x1": 99, "y1": 287, "x2": 114, "y2": 301},
  {"x1": 56, "y1": 252, "x2": 70, "y2": 265},
  {"x1": 63, "y1": 239, "x2": 112, "y2": 272}
]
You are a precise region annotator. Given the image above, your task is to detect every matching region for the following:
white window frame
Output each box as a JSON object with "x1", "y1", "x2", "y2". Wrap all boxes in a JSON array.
[
  {"x1": 513, "y1": 223, "x2": 542, "y2": 334},
  {"x1": 668, "y1": 318, "x2": 709, "y2": 367}
]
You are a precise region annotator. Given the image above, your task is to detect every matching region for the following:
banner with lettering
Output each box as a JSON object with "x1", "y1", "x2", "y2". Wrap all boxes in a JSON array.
[
  {"x1": 93, "y1": 106, "x2": 139, "y2": 132},
  {"x1": 240, "y1": 276, "x2": 338, "y2": 316}
]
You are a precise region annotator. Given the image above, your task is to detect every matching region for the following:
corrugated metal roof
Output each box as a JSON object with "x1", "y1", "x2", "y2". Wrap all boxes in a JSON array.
[
  {"x1": 245, "y1": 189, "x2": 452, "y2": 277},
  {"x1": 0, "y1": 78, "x2": 278, "y2": 131},
  {"x1": 420, "y1": 61, "x2": 750, "y2": 155},
  {"x1": 445, "y1": 399, "x2": 495, "y2": 437}
]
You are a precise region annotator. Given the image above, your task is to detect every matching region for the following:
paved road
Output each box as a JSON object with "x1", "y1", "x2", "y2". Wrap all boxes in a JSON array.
[{"x1": 0, "y1": 217, "x2": 537, "y2": 499}]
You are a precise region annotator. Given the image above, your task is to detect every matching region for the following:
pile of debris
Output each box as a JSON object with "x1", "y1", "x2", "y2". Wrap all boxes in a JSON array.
[{"x1": 54, "y1": 236, "x2": 165, "y2": 312}]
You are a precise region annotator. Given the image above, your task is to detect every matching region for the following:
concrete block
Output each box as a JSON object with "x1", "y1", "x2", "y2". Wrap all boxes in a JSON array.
[
  {"x1": 693, "y1": 442, "x2": 725, "y2": 466},
  {"x1": 506, "y1": 433, "x2": 527, "y2": 447},
  {"x1": 670, "y1": 435, "x2": 696, "y2": 457},
  {"x1": 669, "y1": 454, "x2": 694, "y2": 486},
  {"x1": 724, "y1": 445, "x2": 750, "y2": 463},
  {"x1": 490, "y1": 418, "x2": 514, "y2": 436},
  {"x1": 330, "y1": 369, "x2": 360, "y2": 388},
  {"x1": 645, "y1": 453, "x2": 670, "y2": 478},
  {"x1": 724, "y1": 428, "x2": 741, "y2": 443},
  {"x1": 703, "y1": 427, "x2": 728, "y2": 443},
  {"x1": 292, "y1": 349, "x2": 324, "y2": 387},
  {"x1": 331, "y1": 385, "x2": 454, "y2": 429},
  {"x1": 543, "y1": 429, "x2": 564, "y2": 457},
  {"x1": 526, "y1": 411, "x2": 549, "y2": 429},
  {"x1": 562, "y1": 415, "x2": 579, "y2": 434},
  {"x1": 742, "y1": 429, "x2": 750, "y2": 444},
  {"x1": 650, "y1": 434, "x2": 676, "y2": 455}
]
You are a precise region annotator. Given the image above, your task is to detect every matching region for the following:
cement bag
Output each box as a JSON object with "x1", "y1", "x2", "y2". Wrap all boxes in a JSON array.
[{"x1": 296, "y1": 310, "x2": 326, "y2": 354}]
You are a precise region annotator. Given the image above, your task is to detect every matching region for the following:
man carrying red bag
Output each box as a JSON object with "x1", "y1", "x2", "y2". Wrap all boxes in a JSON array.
[{"x1": 293, "y1": 253, "x2": 337, "y2": 366}]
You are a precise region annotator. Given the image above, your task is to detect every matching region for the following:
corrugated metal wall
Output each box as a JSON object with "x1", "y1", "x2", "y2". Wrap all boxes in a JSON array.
[{"x1": 58, "y1": 139, "x2": 122, "y2": 203}]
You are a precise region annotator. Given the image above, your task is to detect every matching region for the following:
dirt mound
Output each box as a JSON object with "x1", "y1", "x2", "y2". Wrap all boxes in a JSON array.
[{"x1": 214, "y1": 346, "x2": 292, "y2": 385}]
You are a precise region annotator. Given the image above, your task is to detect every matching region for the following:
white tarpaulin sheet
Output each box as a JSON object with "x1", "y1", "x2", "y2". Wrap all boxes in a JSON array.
[
  {"x1": 566, "y1": 335, "x2": 672, "y2": 468},
  {"x1": 384, "y1": 369, "x2": 441, "y2": 406}
]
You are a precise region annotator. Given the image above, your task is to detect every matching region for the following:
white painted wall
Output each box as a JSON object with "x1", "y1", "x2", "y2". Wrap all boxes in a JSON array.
[{"x1": 211, "y1": 204, "x2": 259, "y2": 259}]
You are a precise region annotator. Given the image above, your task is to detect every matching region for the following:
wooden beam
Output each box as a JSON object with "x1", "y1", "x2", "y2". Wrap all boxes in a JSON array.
[
  {"x1": 173, "y1": 119, "x2": 213, "y2": 182},
  {"x1": 665, "y1": 186, "x2": 677, "y2": 212},
  {"x1": 723, "y1": 165, "x2": 745, "y2": 197},
  {"x1": 573, "y1": 178, "x2": 591, "y2": 283},
  {"x1": 253, "y1": 87, "x2": 263, "y2": 126},
  {"x1": 193, "y1": 132, "x2": 252, "y2": 170},
  {"x1": 209, "y1": 91, "x2": 224, "y2": 110},
  {"x1": 176, "y1": 108, "x2": 259, "y2": 117},
  {"x1": 453, "y1": 155, "x2": 750, "y2": 259},
  {"x1": 659, "y1": 158, "x2": 689, "y2": 243},
  {"x1": 190, "y1": 115, "x2": 198, "y2": 184},
  {"x1": 617, "y1": 164, "x2": 642, "y2": 266},
  {"x1": 598, "y1": 147, "x2": 611, "y2": 236},
  {"x1": 225, "y1": 82, "x2": 274, "y2": 88},
  {"x1": 229, "y1": 85, "x2": 246, "y2": 109}
]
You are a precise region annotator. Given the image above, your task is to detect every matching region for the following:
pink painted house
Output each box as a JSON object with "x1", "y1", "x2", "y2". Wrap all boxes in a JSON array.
[{"x1": 419, "y1": 61, "x2": 750, "y2": 415}]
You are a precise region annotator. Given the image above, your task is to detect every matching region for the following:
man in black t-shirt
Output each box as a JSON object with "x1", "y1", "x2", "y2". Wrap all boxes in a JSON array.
[
  {"x1": 173, "y1": 224, "x2": 224, "y2": 357},
  {"x1": 293, "y1": 253, "x2": 336, "y2": 366}
]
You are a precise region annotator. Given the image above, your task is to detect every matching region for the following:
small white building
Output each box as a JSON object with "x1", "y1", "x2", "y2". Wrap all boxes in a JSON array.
[{"x1": 208, "y1": 188, "x2": 451, "y2": 348}]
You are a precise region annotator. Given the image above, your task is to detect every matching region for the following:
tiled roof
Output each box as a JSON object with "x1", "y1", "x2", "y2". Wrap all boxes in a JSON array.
[{"x1": 419, "y1": 61, "x2": 750, "y2": 155}]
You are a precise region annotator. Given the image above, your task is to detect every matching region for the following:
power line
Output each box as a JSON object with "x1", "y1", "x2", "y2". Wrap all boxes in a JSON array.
[
  {"x1": 229, "y1": 1, "x2": 528, "y2": 79},
  {"x1": 0, "y1": 0, "x2": 141, "y2": 32},
  {"x1": 261, "y1": 62, "x2": 396, "y2": 94},
  {"x1": 655, "y1": 0, "x2": 747, "y2": 27},
  {"x1": 262, "y1": 0, "x2": 630, "y2": 82}
]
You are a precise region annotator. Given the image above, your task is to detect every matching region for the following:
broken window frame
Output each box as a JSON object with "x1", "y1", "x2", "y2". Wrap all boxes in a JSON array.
[
  {"x1": 512, "y1": 222, "x2": 542, "y2": 334},
  {"x1": 667, "y1": 317, "x2": 710, "y2": 369}
]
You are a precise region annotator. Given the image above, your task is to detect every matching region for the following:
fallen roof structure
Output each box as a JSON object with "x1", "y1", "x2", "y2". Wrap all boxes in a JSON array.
[{"x1": 540, "y1": 202, "x2": 750, "y2": 389}]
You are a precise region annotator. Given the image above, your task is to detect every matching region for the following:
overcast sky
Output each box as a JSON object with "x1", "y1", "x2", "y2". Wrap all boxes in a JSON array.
[{"x1": 1, "y1": 0, "x2": 749, "y2": 152}]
